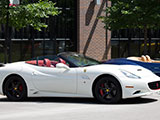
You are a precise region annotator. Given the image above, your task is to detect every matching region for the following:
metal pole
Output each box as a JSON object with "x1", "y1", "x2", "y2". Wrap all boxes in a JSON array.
[
  {"x1": 8, "y1": 27, "x2": 12, "y2": 63},
  {"x1": 128, "y1": 29, "x2": 131, "y2": 56},
  {"x1": 5, "y1": 0, "x2": 10, "y2": 63}
]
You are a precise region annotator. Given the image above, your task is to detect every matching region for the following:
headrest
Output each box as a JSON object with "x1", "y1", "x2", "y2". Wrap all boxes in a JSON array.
[
  {"x1": 145, "y1": 55, "x2": 151, "y2": 62},
  {"x1": 141, "y1": 55, "x2": 147, "y2": 62},
  {"x1": 44, "y1": 59, "x2": 51, "y2": 67}
]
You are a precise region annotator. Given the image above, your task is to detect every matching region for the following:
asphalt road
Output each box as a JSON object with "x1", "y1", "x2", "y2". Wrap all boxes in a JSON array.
[{"x1": 0, "y1": 94, "x2": 160, "y2": 120}]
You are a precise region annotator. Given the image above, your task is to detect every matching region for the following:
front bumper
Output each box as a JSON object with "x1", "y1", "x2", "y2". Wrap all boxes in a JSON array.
[{"x1": 121, "y1": 77, "x2": 160, "y2": 99}]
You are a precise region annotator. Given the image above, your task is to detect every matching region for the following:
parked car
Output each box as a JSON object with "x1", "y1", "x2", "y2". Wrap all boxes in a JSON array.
[
  {"x1": 105, "y1": 55, "x2": 160, "y2": 77},
  {"x1": 0, "y1": 53, "x2": 160, "y2": 104}
]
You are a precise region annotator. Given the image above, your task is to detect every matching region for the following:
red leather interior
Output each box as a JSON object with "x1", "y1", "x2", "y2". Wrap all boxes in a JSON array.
[
  {"x1": 59, "y1": 58, "x2": 66, "y2": 64},
  {"x1": 51, "y1": 61, "x2": 58, "y2": 67},
  {"x1": 26, "y1": 58, "x2": 66, "y2": 67},
  {"x1": 26, "y1": 60, "x2": 44, "y2": 66},
  {"x1": 44, "y1": 59, "x2": 51, "y2": 67},
  {"x1": 38, "y1": 60, "x2": 44, "y2": 66},
  {"x1": 26, "y1": 60, "x2": 37, "y2": 65}
]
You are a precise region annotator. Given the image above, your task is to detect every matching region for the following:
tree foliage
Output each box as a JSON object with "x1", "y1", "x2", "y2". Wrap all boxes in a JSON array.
[
  {"x1": 0, "y1": 0, "x2": 60, "y2": 31},
  {"x1": 101, "y1": 0, "x2": 160, "y2": 54},
  {"x1": 101, "y1": 0, "x2": 160, "y2": 30}
]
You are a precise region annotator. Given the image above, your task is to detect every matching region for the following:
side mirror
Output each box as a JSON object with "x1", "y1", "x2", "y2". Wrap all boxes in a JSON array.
[{"x1": 56, "y1": 63, "x2": 70, "y2": 70}]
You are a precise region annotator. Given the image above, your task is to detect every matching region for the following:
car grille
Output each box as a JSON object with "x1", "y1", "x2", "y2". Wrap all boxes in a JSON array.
[{"x1": 148, "y1": 81, "x2": 160, "y2": 90}]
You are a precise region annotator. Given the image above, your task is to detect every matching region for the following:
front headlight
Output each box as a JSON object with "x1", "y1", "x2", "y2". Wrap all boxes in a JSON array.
[{"x1": 120, "y1": 69, "x2": 141, "y2": 79}]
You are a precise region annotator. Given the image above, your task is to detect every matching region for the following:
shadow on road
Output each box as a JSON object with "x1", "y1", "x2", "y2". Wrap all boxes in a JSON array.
[
  {"x1": 118, "y1": 97, "x2": 158, "y2": 105},
  {"x1": 0, "y1": 96, "x2": 158, "y2": 105}
]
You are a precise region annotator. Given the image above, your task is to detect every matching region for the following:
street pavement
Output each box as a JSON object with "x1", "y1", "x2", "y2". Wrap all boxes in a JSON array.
[{"x1": 0, "y1": 94, "x2": 160, "y2": 120}]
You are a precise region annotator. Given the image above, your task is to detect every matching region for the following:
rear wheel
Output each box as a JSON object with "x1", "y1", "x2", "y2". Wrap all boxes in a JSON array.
[
  {"x1": 4, "y1": 76, "x2": 27, "y2": 101},
  {"x1": 94, "y1": 77, "x2": 122, "y2": 104}
]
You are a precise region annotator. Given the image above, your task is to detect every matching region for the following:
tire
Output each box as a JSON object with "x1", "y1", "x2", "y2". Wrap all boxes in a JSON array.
[
  {"x1": 94, "y1": 76, "x2": 122, "y2": 104},
  {"x1": 4, "y1": 76, "x2": 27, "y2": 101}
]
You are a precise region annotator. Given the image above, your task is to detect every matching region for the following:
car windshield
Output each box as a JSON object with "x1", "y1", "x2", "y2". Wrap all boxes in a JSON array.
[{"x1": 60, "y1": 52, "x2": 100, "y2": 67}]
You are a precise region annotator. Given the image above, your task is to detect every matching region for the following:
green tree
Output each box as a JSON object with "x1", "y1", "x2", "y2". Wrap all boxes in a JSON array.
[
  {"x1": 101, "y1": 0, "x2": 160, "y2": 54},
  {"x1": 0, "y1": 0, "x2": 60, "y2": 31},
  {"x1": 0, "y1": 0, "x2": 60, "y2": 63}
]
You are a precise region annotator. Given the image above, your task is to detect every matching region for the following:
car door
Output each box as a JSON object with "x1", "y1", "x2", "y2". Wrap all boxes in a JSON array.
[{"x1": 31, "y1": 65, "x2": 77, "y2": 94}]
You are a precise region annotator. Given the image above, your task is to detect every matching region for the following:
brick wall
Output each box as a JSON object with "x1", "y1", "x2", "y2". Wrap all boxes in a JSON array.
[{"x1": 77, "y1": 0, "x2": 111, "y2": 61}]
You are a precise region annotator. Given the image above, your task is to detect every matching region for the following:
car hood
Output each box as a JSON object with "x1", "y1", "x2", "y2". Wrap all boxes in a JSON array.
[{"x1": 87, "y1": 64, "x2": 159, "y2": 79}]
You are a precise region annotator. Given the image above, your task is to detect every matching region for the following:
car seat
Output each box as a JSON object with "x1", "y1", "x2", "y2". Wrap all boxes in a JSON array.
[
  {"x1": 141, "y1": 55, "x2": 147, "y2": 62},
  {"x1": 44, "y1": 59, "x2": 51, "y2": 67},
  {"x1": 59, "y1": 58, "x2": 66, "y2": 64},
  {"x1": 145, "y1": 55, "x2": 152, "y2": 62}
]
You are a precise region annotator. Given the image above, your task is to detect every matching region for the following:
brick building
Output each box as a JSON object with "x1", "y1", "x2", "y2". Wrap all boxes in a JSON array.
[{"x1": 77, "y1": 0, "x2": 111, "y2": 60}]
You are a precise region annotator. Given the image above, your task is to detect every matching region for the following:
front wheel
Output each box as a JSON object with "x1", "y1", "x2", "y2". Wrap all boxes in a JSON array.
[
  {"x1": 4, "y1": 76, "x2": 27, "y2": 101},
  {"x1": 94, "y1": 77, "x2": 122, "y2": 104}
]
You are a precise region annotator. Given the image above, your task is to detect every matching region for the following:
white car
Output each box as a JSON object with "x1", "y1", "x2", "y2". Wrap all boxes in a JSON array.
[{"x1": 0, "y1": 52, "x2": 160, "y2": 103}]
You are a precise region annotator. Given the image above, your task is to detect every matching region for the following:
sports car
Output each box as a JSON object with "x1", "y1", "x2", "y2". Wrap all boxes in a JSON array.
[
  {"x1": 0, "y1": 52, "x2": 160, "y2": 104},
  {"x1": 105, "y1": 55, "x2": 160, "y2": 77}
]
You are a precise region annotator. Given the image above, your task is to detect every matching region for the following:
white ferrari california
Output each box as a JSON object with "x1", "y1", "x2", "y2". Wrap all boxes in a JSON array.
[{"x1": 0, "y1": 52, "x2": 160, "y2": 103}]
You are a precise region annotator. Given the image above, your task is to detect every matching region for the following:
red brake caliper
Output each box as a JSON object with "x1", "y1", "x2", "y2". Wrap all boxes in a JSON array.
[
  {"x1": 19, "y1": 85, "x2": 23, "y2": 91},
  {"x1": 100, "y1": 84, "x2": 104, "y2": 96}
]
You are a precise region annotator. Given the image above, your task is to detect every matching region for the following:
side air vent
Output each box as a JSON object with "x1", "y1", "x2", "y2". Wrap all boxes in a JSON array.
[{"x1": 133, "y1": 90, "x2": 141, "y2": 95}]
